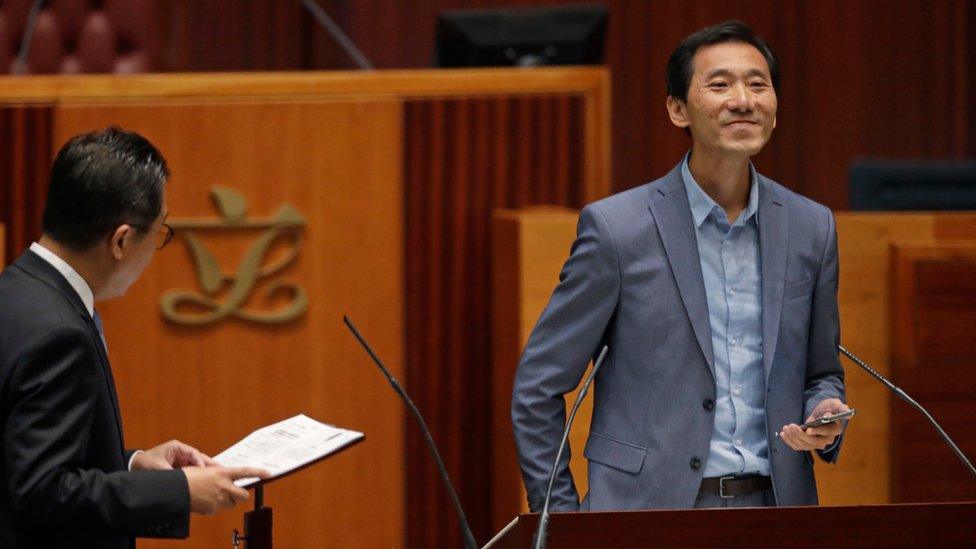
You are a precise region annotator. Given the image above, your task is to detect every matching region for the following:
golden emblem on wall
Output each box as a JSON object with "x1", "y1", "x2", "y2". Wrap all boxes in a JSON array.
[{"x1": 161, "y1": 187, "x2": 308, "y2": 326}]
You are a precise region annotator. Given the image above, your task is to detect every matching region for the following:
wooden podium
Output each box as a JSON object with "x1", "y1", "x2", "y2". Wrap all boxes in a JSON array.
[{"x1": 489, "y1": 502, "x2": 976, "y2": 547}]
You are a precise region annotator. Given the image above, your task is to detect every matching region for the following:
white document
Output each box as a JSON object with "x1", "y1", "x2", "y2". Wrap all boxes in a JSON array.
[{"x1": 213, "y1": 414, "x2": 364, "y2": 487}]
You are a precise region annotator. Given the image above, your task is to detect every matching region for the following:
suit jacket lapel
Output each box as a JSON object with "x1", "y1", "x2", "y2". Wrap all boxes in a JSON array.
[
  {"x1": 647, "y1": 166, "x2": 715, "y2": 379},
  {"x1": 758, "y1": 177, "x2": 789, "y2": 383},
  {"x1": 16, "y1": 251, "x2": 127, "y2": 452}
]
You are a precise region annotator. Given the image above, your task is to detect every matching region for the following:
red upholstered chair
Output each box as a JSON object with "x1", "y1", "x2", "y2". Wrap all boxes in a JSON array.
[{"x1": 0, "y1": 0, "x2": 160, "y2": 74}]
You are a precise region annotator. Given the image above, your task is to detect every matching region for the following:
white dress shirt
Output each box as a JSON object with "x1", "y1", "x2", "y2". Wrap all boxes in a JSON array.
[{"x1": 29, "y1": 242, "x2": 94, "y2": 317}]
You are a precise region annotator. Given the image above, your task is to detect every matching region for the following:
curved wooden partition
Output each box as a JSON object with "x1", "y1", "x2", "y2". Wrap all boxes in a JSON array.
[{"x1": 0, "y1": 68, "x2": 611, "y2": 548}]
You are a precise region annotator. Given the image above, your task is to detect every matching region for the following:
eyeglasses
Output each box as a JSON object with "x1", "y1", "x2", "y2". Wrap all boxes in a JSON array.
[
  {"x1": 123, "y1": 222, "x2": 175, "y2": 249},
  {"x1": 154, "y1": 223, "x2": 175, "y2": 249}
]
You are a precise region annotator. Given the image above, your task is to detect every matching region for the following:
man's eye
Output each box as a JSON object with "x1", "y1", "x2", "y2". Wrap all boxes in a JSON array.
[
  {"x1": 708, "y1": 82, "x2": 729, "y2": 89},
  {"x1": 749, "y1": 81, "x2": 770, "y2": 89}
]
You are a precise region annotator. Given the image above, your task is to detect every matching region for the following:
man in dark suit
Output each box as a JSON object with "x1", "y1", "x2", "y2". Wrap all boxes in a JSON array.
[
  {"x1": 0, "y1": 127, "x2": 267, "y2": 548},
  {"x1": 512, "y1": 21, "x2": 850, "y2": 512}
]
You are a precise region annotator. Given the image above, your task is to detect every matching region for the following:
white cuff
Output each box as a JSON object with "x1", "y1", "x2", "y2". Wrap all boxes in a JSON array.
[{"x1": 127, "y1": 450, "x2": 144, "y2": 471}]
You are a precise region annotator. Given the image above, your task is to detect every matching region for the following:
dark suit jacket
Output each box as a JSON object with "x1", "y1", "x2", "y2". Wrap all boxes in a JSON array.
[
  {"x1": 512, "y1": 164, "x2": 846, "y2": 511},
  {"x1": 0, "y1": 250, "x2": 190, "y2": 548}
]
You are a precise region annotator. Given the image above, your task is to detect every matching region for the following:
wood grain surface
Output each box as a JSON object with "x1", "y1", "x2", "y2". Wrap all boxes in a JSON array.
[
  {"x1": 0, "y1": 68, "x2": 611, "y2": 547},
  {"x1": 403, "y1": 91, "x2": 609, "y2": 545},
  {"x1": 0, "y1": 67, "x2": 609, "y2": 101},
  {"x1": 495, "y1": 502, "x2": 976, "y2": 547},
  {"x1": 889, "y1": 241, "x2": 976, "y2": 502},
  {"x1": 0, "y1": 105, "x2": 52, "y2": 266},
  {"x1": 53, "y1": 99, "x2": 406, "y2": 548}
]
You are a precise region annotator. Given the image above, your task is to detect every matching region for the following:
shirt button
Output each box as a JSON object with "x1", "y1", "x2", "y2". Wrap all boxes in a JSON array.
[
  {"x1": 735, "y1": 438, "x2": 744, "y2": 446},
  {"x1": 733, "y1": 387, "x2": 742, "y2": 396},
  {"x1": 703, "y1": 398, "x2": 714, "y2": 411},
  {"x1": 690, "y1": 457, "x2": 702, "y2": 470},
  {"x1": 731, "y1": 338, "x2": 738, "y2": 347},
  {"x1": 728, "y1": 288, "x2": 735, "y2": 297}
]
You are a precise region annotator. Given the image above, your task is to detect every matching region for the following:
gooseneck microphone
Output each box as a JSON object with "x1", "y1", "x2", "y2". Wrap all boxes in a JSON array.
[
  {"x1": 838, "y1": 345, "x2": 976, "y2": 478},
  {"x1": 533, "y1": 345, "x2": 609, "y2": 549},
  {"x1": 13, "y1": 0, "x2": 46, "y2": 75},
  {"x1": 343, "y1": 316, "x2": 477, "y2": 549},
  {"x1": 297, "y1": 0, "x2": 374, "y2": 70}
]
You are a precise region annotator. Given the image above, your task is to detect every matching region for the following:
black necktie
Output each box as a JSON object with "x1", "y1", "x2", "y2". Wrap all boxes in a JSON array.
[{"x1": 92, "y1": 309, "x2": 108, "y2": 353}]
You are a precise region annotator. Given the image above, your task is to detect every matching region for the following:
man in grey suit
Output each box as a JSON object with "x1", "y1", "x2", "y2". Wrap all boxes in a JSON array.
[{"x1": 512, "y1": 21, "x2": 850, "y2": 512}]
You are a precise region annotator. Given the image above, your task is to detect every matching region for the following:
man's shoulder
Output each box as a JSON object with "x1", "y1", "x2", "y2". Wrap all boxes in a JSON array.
[
  {"x1": 0, "y1": 262, "x2": 83, "y2": 342},
  {"x1": 1, "y1": 260, "x2": 65, "y2": 309},
  {"x1": 588, "y1": 184, "x2": 650, "y2": 215},
  {"x1": 585, "y1": 169, "x2": 678, "y2": 221},
  {"x1": 761, "y1": 175, "x2": 833, "y2": 219}
]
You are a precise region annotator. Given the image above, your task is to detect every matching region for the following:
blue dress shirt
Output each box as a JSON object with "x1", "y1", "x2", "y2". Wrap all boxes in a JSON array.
[{"x1": 681, "y1": 154, "x2": 770, "y2": 477}]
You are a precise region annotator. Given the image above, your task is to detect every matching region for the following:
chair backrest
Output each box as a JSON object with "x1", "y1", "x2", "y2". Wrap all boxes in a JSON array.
[
  {"x1": 849, "y1": 159, "x2": 976, "y2": 210},
  {"x1": 0, "y1": 0, "x2": 160, "y2": 74}
]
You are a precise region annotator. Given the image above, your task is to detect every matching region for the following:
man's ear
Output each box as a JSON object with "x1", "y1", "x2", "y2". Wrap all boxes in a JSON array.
[
  {"x1": 109, "y1": 225, "x2": 134, "y2": 260},
  {"x1": 666, "y1": 95, "x2": 690, "y2": 129}
]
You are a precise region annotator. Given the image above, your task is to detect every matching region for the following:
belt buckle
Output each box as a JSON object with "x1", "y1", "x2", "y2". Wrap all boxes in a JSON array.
[{"x1": 718, "y1": 475, "x2": 736, "y2": 499}]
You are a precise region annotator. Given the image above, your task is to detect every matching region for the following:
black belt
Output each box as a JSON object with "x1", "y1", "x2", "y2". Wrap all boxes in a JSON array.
[{"x1": 699, "y1": 475, "x2": 772, "y2": 499}]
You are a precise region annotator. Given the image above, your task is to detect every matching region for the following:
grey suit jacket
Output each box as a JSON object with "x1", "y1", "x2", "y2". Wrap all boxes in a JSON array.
[{"x1": 511, "y1": 163, "x2": 845, "y2": 512}]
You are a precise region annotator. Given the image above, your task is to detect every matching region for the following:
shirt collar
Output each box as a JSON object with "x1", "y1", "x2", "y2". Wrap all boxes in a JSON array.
[
  {"x1": 680, "y1": 151, "x2": 760, "y2": 228},
  {"x1": 29, "y1": 242, "x2": 95, "y2": 317}
]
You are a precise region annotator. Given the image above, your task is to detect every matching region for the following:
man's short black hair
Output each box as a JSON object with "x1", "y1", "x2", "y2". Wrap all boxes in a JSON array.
[
  {"x1": 42, "y1": 127, "x2": 169, "y2": 251},
  {"x1": 666, "y1": 20, "x2": 780, "y2": 103}
]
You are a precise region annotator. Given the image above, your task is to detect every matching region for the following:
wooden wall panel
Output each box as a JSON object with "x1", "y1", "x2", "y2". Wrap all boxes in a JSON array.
[
  {"x1": 0, "y1": 105, "x2": 52, "y2": 266},
  {"x1": 491, "y1": 208, "x2": 588, "y2": 531},
  {"x1": 404, "y1": 94, "x2": 594, "y2": 546},
  {"x1": 889, "y1": 242, "x2": 976, "y2": 502},
  {"x1": 831, "y1": 216, "x2": 976, "y2": 507},
  {"x1": 491, "y1": 210, "x2": 976, "y2": 518},
  {"x1": 0, "y1": 67, "x2": 611, "y2": 549},
  {"x1": 160, "y1": 0, "x2": 975, "y2": 210},
  {"x1": 52, "y1": 99, "x2": 406, "y2": 548}
]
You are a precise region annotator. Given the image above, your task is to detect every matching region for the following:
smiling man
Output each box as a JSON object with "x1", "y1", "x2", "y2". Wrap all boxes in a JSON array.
[
  {"x1": 512, "y1": 21, "x2": 849, "y2": 511},
  {"x1": 0, "y1": 127, "x2": 267, "y2": 548}
]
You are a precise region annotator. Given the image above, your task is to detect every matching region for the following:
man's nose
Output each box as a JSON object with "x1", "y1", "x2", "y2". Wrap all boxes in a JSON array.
[{"x1": 726, "y1": 82, "x2": 754, "y2": 112}]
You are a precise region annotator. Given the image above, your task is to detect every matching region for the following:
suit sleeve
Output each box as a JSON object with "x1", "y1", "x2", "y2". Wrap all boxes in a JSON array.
[
  {"x1": 803, "y1": 210, "x2": 847, "y2": 463},
  {"x1": 4, "y1": 325, "x2": 191, "y2": 538},
  {"x1": 511, "y1": 205, "x2": 620, "y2": 511}
]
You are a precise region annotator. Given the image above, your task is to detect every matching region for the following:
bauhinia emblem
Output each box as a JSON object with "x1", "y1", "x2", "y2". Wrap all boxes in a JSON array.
[{"x1": 161, "y1": 187, "x2": 308, "y2": 326}]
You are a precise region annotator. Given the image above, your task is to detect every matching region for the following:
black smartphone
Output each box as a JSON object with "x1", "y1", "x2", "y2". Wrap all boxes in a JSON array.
[{"x1": 798, "y1": 409, "x2": 856, "y2": 430}]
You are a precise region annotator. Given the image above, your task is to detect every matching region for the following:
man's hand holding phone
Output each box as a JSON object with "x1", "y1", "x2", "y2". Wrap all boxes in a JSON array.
[{"x1": 779, "y1": 398, "x2": 853, "y2": 452}]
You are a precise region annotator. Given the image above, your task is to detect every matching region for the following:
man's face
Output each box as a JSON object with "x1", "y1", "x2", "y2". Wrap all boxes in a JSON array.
[{"x1": 668, "y1": 41, "x2": 777, "y2": 157}]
